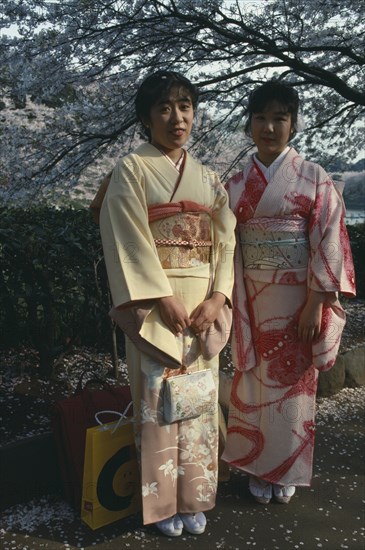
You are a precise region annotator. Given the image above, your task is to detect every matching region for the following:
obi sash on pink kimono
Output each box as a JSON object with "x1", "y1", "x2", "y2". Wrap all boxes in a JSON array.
[{"x1": 229, "y1": 149, "x2": 355, "y2": 374}]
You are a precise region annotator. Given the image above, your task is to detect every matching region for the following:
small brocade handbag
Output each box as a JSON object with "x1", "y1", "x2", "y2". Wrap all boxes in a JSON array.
[{"x1": 163, "y1": 369, "x2": 217, "y2": 424}]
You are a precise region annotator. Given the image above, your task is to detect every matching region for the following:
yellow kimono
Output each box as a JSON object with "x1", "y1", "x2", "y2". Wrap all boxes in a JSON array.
[{"x1": 100, "y1": 143, "x2": 236, "y2": 524}]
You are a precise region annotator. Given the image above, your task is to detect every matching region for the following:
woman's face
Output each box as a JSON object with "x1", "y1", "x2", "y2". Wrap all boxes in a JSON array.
[
  {"x1": 144, "y1": 86, "x2": 194, "y2": 160},
  {"x1": 250, "y1": 101, "x2": 293, "y2": 166}
]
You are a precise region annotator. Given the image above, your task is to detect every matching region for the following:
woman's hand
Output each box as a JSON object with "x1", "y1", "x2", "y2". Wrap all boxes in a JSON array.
[
  {"x1": 190, "y1": 292, "x2": 226, "y2": 334},
  {"x1": 298, "y1": 290, "x2": 336, "y2": 343},
  {"x1": 157, "y1": 296, "x2": 191, "y2": 336}
]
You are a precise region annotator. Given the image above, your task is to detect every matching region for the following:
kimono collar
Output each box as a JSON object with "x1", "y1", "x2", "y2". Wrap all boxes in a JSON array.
[
  {"x1": 134, "y1": 142, "x2": 186, "y2": 182},
  {"x1": 155, "y1": 146, "x2": 186, "y2": 172},
  {"x1": 254, "y1": 146, "x2": 291, "y2": 183}
]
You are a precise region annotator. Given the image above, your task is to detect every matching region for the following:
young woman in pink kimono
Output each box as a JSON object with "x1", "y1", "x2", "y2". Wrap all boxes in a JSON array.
[
  {"x1": 222, "y1": 81, "x2": 356, "y2": 505},
  {"x1": 99, "y1": 71, "x2": 236, "y2": 535}
]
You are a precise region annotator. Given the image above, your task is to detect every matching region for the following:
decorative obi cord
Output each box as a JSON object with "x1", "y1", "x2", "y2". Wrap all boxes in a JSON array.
[
  {"x1": 148, "y1": 201, "x2": 213, "y2": 269},
  {"x1": 239, "y1": 217, "x2": 309, "y2": 270}
]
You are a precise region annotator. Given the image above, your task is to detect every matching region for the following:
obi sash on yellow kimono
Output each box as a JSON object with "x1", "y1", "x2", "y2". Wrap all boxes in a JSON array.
[{"x1": 100, "y1": 143, "x2": 236, "y2": 367}]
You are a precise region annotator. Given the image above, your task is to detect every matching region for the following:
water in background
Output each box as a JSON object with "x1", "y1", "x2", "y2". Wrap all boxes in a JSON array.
[{"x1": 345, "y1": 209, "x2": 365, "y2": 225}]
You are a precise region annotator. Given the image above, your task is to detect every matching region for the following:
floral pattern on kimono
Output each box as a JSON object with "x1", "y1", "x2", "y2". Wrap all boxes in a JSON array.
[{"x1": 100, "y1": 143, "x2": 236, "y2": 523}]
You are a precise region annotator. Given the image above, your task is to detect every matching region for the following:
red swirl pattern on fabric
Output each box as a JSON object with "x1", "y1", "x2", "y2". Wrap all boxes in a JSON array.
[
  {"x1": 262, "y1": 420, "x2": 316, "y2": 483},
  {"x1": 234, "y1": 164, "x2": 268, "y2": 223}
]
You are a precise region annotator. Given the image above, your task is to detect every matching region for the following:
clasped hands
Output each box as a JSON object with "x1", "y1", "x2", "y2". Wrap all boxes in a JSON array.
[{"x1": 157, "y1": 292, "x2": 226, "y2": 337}]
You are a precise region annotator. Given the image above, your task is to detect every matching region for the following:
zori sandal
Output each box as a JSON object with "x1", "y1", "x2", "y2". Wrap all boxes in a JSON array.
[
  {"x1": 155, "y1": 514, "x2": 183, "y2": 537},
  {"x1": 179, "y1": 512, "x2": 206, "y2": 535}
]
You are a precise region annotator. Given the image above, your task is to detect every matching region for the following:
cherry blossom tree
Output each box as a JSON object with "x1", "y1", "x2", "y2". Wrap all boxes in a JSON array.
[{"x1": 1, "y1": 0, "x2": 364, "y2": 201}]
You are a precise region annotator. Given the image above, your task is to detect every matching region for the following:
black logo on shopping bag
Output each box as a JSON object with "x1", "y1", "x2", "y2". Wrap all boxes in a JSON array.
[{"x1": 97, "y1": 445, "x2": 137, "y2": 511}]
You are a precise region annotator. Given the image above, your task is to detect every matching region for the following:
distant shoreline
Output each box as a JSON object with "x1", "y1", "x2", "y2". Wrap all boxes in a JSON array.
[{"x1": 345, "y1": 207, "x2": 365, "y2": 225}]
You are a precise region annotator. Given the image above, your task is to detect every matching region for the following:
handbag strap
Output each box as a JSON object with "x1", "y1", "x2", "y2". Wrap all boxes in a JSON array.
[
  {"x1": 163, "y1": 365, "x2": 188, "y2": 381},
  {"x1": 95, "y1": 401, "x2": 133, "y2": 433}
]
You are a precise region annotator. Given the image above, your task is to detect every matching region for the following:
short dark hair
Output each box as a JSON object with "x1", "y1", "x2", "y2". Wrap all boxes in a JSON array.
[
  {"x1": 135, "y1": 70, "x2": 199, "y2": 140},
  {"x1": 244, "y1": 80, "x2": 300, "y2": 137}
]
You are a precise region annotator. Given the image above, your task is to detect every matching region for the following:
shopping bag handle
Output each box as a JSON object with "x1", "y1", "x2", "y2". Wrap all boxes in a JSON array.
[
  {"x1": 95, "y1": 401, "x2": 133, "y2": 433},
  {"x1": 75, "y1": 369, "x2": 107, "y2": 394}
]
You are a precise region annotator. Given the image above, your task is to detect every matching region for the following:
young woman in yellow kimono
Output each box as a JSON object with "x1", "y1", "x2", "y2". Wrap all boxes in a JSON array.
[
  {"x1": 99, "y1": 71, "x2": 236, "y2": 535},
  {"x1": 222, "y1": 81, "x2": 356, "y2": 505}
]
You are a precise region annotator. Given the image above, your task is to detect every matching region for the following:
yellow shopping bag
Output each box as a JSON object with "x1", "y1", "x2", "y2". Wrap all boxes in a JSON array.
[{"x1": 81, "y1": 405, "x2": 141, "y2": 529}]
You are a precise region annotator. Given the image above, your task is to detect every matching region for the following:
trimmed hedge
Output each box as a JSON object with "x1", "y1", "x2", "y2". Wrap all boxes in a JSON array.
[
  {"x1": 0, "y1": 206, "x2": 122, "y2": 377},
  {"x1": 0, "y1": 207, "x2": 363, "y2": 378}
]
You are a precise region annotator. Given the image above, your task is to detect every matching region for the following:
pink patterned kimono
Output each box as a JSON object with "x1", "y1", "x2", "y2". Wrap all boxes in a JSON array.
[{"x1": 222, "y1": 148, "x2": 356, "y2": 486}]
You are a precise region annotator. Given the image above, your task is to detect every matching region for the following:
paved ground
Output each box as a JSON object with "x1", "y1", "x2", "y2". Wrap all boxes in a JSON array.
[{"x1": 1, "y1": 388, "x2": 364, "y2": 550}]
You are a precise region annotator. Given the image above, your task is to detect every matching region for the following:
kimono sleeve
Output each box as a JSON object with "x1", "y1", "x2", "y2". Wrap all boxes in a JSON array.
[
  {"x1": 209, "y1": 171, "x2": 237, "y2": 300},
  {"x1": 99, "y1": 154, "x2": 173, "y2": 308},
  {"x1": 308, "y1": 165, "x2": 356, "y2": 297}
]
